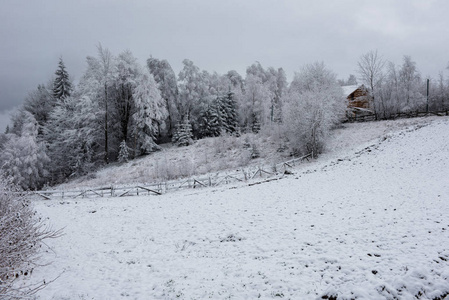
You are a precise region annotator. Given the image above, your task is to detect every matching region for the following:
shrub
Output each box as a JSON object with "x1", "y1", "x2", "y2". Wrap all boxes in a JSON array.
[{"x1": 0, "y1": 178, "x2": 61, "y2": 298}]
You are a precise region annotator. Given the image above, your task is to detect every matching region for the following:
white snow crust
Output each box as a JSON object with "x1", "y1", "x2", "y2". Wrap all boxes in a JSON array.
[{"x1": 26, "y1": 117, "x2": 449, "y2": 299}]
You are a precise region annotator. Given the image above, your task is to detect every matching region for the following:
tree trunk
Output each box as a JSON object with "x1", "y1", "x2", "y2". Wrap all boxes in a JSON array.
[{"x1": 104, "y1": 83, "x2": 109, "y2": 164}]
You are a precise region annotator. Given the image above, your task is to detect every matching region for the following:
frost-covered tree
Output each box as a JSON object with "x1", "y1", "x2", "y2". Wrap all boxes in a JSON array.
[
  {"x1": 118, "y1": 140, "x2": 130, "y2": 163},
  {"x1": 240, "y1": 62, "x2": 286, "y2": 131},
  {"x1": 357, "y1": 50, "x2": 386, "y2": 118},
  {"x1": 10, "y1": 84, "x2": 54, "y2": 139},
  {"x1": 217, "y1": 92, "x2": 238, "y2": 134},
  {"x1": 178, "y1": 59, "x2": 203, "y2": 121},
  {"x1": 266, "y1": 67, "x2": 288, "y2": 123},
  {"x1": 225, "y1": 70, "x2": 245, "y2": 127},
  {"x1": 374, "y1": 56, "x2": 426, "y2": 117},
  {"x1": 0, "y1": 112, "x2": 49, "y2": 190},
  {"x1": 132, "y1": 71, "x2": 168, "y2": 155},
  {"x1": 398, "y1": 55, "x2": 425, "y2": 111},
  {"x1": 22, "y1": 84, "x2": 55, "y2": 134},
  {"x1": 242, "y1": 73, "x2": 272, "y2": 132},
  {"x1": 172, "y1": 120, "x2": 193, "y2": 147},
  {"x1": 45, "y1": 96, "x2": 100, "y2": 181},
  {"x1": 78, "y1": 44, "x2": 115, "y2": 164},
  {"x1": 284, "y1": 62, "x2": 345, "y2": 157},
  {"x1": 198, "y1": 102, "x2": 221, "y2": 138},
  {"x1": 347, "y1": 74, "x2": 358, "y2": 86},
  {"x1": 112, "y1": 50, "x2": 141, "y2": 148},
  {"x1": 373, "y1": 62, "x2": 400, "y2": 119},
  {"x1": 338, "y1": 74, "x2": 358, "y2": 86},
  {"x1": 431, "y1": 72, "x2": 449, "y2": 111},
  {"x1": 147, "y1": 57, "x2": 179, "y2": 136},
  {"x1": 226, "y1": 70, "x2": 244, "y2": 91},
  {"x1": 53, "y1": 57, "x2": 72, "y2": 100}
]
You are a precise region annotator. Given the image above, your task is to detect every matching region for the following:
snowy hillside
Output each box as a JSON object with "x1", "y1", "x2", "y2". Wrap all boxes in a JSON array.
[
  {"x1": 24, "y1": 116, "x2": 449, "y2": 299},
  {"x1": 54, "y1": 116, "x2": 443, "y2": 191}
]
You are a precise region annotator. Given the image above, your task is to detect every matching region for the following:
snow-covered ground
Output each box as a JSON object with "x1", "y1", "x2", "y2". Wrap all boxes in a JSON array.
[
  {"x1": 26, "y1": 116, "x2": 449, "y2": 299},
  {"x1": 55, "y1": 116, "x2": 443, "y2": 191}
]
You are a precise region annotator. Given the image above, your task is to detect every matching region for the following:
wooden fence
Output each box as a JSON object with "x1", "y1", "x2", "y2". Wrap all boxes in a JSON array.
[
  {"x1": 32, "y1": 153, "x2": 312, "y2": 200},
  {"x1": 346, "y1": 110, "x2": 449, "y2": 123}
]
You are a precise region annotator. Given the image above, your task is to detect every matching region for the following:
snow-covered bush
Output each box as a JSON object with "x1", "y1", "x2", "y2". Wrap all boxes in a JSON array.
[
  {"x1": 0, "y1": 178, "x2": 61, "y2": 298},
  {"x1": 283, "y1": 62, "x2": 346, "y2": 157}
]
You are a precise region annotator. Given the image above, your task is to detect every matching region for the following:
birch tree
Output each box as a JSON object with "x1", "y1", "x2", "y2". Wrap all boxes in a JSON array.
[
  {"x1": 113, "y1": 50, "x2": 141, "y2": 146},
  {"x1": 78, "y1": 44, "x2": 115, "y2": 164},
  {"x1": 357, "y1": 50, "x2": 386, "y2": 118},
  {"x1": 147, "y1": 57, "x2": 179, "y2": 136}
]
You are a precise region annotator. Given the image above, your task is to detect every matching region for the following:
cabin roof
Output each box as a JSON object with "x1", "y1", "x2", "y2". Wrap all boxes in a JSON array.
[{"x1": 342, "y1": 85, "x2": 360, "y2": 97}]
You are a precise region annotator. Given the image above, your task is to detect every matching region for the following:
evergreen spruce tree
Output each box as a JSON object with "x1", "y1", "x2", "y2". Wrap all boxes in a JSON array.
[
  {"x1": 251, "y1": 113, "x2": 261, "y2": 133},
  {"x1": 118, "y1": 140, "x2": 130, "y2": 163},
  {"x1": 23, "y1": 84, "x2": 56, "y2": 136},
  {"x1": 251, "y1": 143, "x2": 261, "y2": 159},
  {"x1": 219, "y1": 92, "x2": 238, "y2": 134},
  {"x1": 53, "y1": 57, "x2": 72, "y2": 100},
  {"x1": 172, "y1": 120, "x2": 193, "y2": 147},
  {"x1": 198, "y1": 102, "x2": 221, "y2": 138}
]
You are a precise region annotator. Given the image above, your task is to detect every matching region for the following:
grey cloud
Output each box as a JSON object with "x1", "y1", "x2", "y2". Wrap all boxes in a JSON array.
[{"x1": 1, "y1": 0, "x2": 448, "y2": 112}]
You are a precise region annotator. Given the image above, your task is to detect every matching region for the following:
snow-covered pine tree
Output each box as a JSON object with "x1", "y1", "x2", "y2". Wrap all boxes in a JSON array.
[
  {"x1": 0, "y1": 112, "x2": 50, "y2": 190},
  {"x1": 172, "y1": 120, "x2": 193, "y2": 147},
  {"x1": 53, "y1": 57, "x2": 72, "y2": 100},
  {"x1": 251, "y1": 143, "x2": 260, "y2": 159},
  {"x1": 22, "y1": 84, "x2": 56, "y2": 135},
  {"x1": 198, "y1": 102, "x2": 221, "y2": 138},
  {"x1": 118, "y1": 140, "x2": 130, "y2": 162},
  {"x1": 217, "y1": 92, "x2": 238, "y2": 134},
  {"x1": 251, "y1": 113, "x2": 261, "y2": 133},
  {"x1": 132, "y1": 71, "x2": 168, "y2": 155}
]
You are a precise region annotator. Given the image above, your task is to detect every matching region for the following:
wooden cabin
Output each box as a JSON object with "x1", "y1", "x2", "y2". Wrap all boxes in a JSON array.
[{"x1": 343, "y1": 85, "x2": 373, "y2": 116}]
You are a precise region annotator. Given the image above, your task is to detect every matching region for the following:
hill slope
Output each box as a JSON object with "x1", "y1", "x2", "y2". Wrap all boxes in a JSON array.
[
  {"x1": 55, "y1": 116, "x2": 443, "y2": 190},
  {"x1": 26, "y1": 116, "x2": 449, "y2": 299}
]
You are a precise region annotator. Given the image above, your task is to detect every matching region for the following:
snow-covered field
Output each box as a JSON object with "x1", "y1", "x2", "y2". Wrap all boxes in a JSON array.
[{"x1": 27, "y1": 117, "x2": 449, "y2": 299}]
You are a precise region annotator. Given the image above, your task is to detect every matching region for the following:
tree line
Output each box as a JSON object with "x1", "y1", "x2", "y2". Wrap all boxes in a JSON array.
[
  {"x1": 357, "y1": 50, "x2": 449, "y2": 119},
  {"x1": 0, "y1": 46, "x2": 447, "y2": 190}
]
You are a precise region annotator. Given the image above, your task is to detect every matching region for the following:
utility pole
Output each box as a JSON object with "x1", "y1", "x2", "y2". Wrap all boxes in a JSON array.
[{"x1": 426, "y1": 78, "x2": 430, "y2": 114}]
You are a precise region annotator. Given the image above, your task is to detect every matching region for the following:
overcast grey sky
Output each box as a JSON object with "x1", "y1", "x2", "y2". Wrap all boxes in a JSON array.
[{"x1": 1, "y1": 0, "x2": 448, "y2": 121}]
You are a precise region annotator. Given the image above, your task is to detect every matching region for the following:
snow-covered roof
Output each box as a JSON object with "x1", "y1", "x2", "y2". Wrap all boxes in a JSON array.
[{"x1": 341, "y1": 85, "x2": 359, "y2": 96}]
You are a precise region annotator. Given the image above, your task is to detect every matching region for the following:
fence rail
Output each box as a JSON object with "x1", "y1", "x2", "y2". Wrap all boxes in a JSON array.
[
  {"x1": 346, "y1": 110, "x2": 449, "y2": 123},
  {"x1": 31, "y1": 153, "x2": 312, "y2": 200}
]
